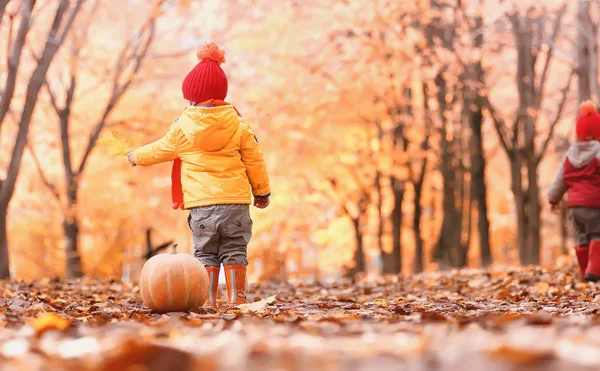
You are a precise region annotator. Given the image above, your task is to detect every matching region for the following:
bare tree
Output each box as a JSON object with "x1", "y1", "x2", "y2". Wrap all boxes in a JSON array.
[
  {"x1": 0, "y1": 0, "x2": 85, "y2": 278},
  {"x1": 32, "y1": 0, "x2": 164, "y2": 277},
  {"x1": 410, "y1": 83, "x2": 433, "y2": 273},
  {"x1": 325, "y1": 162, "x2": 373, "y2": 278},
  {"x1": 385, "y1": 87, "x2": 415, "y2": 275},
  {"x1": 425, "y1": 0, "x2": 472, "y2": 268},
  {"x1": 465, "y1": 2, "x2": 492, "y2": 267},
  {"x1": 577, "y1": 0, "x2": 598, "y2": 103},
  {"x1": 485, "y1": 5, "x2": 573, "y2": 265}
]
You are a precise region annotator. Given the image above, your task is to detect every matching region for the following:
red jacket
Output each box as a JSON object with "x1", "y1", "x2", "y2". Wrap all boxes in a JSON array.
[{"x1": 548, "y1": 140, "x2": 600, "y2": 208}]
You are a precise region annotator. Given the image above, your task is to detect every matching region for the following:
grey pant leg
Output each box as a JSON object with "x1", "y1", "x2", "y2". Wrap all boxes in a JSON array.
[
  {"x1": 570, "y1": 207, "x2": 600, "y2": 247},
  {"x1": 189, "y1": 207, "x2": 220, "y2": 267},
  {"x1": 217, "y1": 205, "x2": 252, "y2": 266}
]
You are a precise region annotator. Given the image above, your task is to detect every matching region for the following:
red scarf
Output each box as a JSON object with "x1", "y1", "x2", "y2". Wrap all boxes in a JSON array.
[{"x1": 171, "y1": 100, "x2": 241, "y2": 209}]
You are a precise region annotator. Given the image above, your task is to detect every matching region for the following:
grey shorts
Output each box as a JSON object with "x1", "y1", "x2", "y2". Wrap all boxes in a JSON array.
[
  {"x1": 570, "y1": 207, "x2": 600, "y2": 247},
  {"x1": 187, "y1": 204, "x2": 252, "y2": 267}
]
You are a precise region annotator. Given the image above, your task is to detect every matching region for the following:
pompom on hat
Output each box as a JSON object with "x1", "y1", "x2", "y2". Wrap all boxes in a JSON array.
[
  {"x1": 576, "y1": 100, "x2": 600, "y2": 141},
  {"x1": 182, "y1": 43, "x2": 228, "y2": 103}
]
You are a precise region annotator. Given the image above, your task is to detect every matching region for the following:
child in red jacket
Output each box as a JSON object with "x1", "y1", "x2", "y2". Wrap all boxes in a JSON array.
[{"x1": 548, "y1": 101, "x2": 600, "y2": 282}]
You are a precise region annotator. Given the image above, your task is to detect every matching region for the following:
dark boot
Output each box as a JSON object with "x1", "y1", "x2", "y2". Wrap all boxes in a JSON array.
[
  {"x1": 585, "y1": 240, "x2": 600, "y2": 282},
  {"x1": 204, "y1": 266, "x2": 219, "y2": 307},
  {"x1": 575, "y1": 247, "x2": 589, "y2": 282},
  {"x1": 224, "y1": 264, "x2": 247, "y2": 304}
]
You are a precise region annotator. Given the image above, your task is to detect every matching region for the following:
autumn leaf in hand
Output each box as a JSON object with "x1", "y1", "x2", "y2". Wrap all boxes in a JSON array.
[{"x1": 99, "y1": 130, "x2": 132, "y2": 157}]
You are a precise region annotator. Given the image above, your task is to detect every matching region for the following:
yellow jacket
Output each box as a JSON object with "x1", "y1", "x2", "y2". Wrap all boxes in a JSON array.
[{"x1": 133, "y1": 104, "x2": 270, "y2": 209}]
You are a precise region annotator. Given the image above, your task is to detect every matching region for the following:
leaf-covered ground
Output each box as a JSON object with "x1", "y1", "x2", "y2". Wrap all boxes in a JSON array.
[{"x1": 2, "y1": 263, "x2": 600, "y2": 370}]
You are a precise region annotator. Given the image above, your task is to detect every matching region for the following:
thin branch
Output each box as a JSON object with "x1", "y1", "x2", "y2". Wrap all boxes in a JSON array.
[
  {"x1": 53, "y1": 0, "x2": 86, "y2": 48},
  {"x1": 0, "y1": 0, "x2": 10, "y2": 29},
  {"x1": 534, "y1": 4, "x2": 567, "y2": 112},
  {"x1": 0, "y1": 0, "x2": 35, "y2": 130},
  {"x1": 44, "y1": 81, "x2": 61, "y2": 115},
  {"x1": 536, "y1": 68, "x2": 574, "y2": 166},
  {"x1": 76, "y1": 10, "x2": 159, "y2": 176},
  {"x1": 4, "y1": 4, "x2": 15, "y2": 67},
  {"x1": 286, "y1": 55, "x2": 375, "y2": 125},
  {"x1": 483, "y1": 95, "x2": 512, "y2": 155},
  {"x1": 148, "y1": 48, "x2": 196, "y2": 60},
  {"x1": 25, "y1": 138, "x2": 60, "y2": 201},
  {"x1": 0, "y1": 0, "x2": 83, "y2": 206},
  {"x1": 326, "y1": 178, "x2": 355, "y2": 219},
  {"x1": 60, "y1": 74, "x2": 76, "y2": 181}
]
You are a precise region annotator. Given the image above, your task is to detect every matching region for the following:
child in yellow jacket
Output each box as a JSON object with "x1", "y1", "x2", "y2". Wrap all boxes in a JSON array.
[{"x1": 127, "y1": 43, "x2": 270, "y2": 306}]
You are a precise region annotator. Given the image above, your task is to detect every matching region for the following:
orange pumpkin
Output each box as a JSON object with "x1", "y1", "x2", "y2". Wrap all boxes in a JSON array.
[{"x1": 139, "y1": 243, "x2": 209, "y2": 312}]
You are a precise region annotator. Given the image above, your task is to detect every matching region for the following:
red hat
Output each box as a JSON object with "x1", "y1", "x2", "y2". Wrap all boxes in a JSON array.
[
  {"x1": 577, "y1": 101, "x2": 600, "y2": 141},
  {"x1": 182, "y1": 43, "x2": 228, "y2": 103}
]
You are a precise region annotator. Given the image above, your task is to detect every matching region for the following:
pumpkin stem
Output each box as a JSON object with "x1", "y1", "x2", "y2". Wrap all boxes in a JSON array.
[{"x1": 169, "y1": 243, "x2": 178, "y2": 254}]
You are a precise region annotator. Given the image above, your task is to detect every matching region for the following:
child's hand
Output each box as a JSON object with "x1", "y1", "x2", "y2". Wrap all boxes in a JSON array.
[
  {"x1": 127, "y1": 152, "x2": 136, "y2": 166},
  {"x1": 254, "y1": 196, "x2": 270, "y2": 209},
  {"x1": 550, "y1": 203, "x2": 560, "y2": 214}
]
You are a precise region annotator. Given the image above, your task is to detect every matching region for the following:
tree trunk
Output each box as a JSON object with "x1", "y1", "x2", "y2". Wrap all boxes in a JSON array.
[
  {"x1": 64, "y1": 217, "x2": 81, "y2": 277},
  {"x1": 468, "y1": 9, "x2": 492, "y2": 267},
  {"x1": 64, "y1": 182, "x2": 82, "y2": 277},
  {"x1": 375, "y1": 121, "x2": 385, "y2": 260},
  {"x1": 470, "y1": 106, "x2": 492, "y2": 266},
  {"x1": 512, "y1": 13, "x2": 542, "y2": 265},
  {"x1": 433, "y1": 70, "x2": 467, "y2": 268},
  {"x1": 0, "y1": 206, "x2": 8, "y2": 278},
  {"x1": 510, "y1": 158, "x2": 528, "y2": 264},
  {"x1": 385, "y1": 181, "x2": 403, "y2": 274},
  {"x1": 347, "y1": 217, "x2": 365, "y2": 277},
  {"x1": 461, "y1": 183, "x2": 472, "y2": 267},
  {"x1": 0, "y1": 0, "x2": 82, "y2": 279},
  {"x1": 526, "y1": 159, "x2": 542, "y2": 264},
  {"x1": 375, "y1": 169, "x2": 384, "y2": 252},
  {"x1": 413, "y1": 181, "x2": 424, "y2": 273},
  {"x1": 459, "y1": 117, "x2": 471, "y2": 264},
  {"x1": 577, "y1": 0, "x2": 593, "y2": 102},
  {"x1": 435, "y1": 164, "x2": 465, "y2": 268}
]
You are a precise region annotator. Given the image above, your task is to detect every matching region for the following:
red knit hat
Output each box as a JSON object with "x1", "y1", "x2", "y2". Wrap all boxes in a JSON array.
[
  {"x1": 576, "y1": 101, "x2": 600, "y2": 141},
  {"x1": 182, "y1": 43, "x2": 228, "y2": 103}
]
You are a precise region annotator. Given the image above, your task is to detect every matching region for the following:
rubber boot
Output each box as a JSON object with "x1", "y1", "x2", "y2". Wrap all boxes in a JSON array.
[
  {"x1": 204, "y1": 266, "x2": 219, "y2": 307},
  {"x1": 575, "y1": 247, "x2": 589, "y2": 282},
  {"x1": 575, "y1": 246, "x2": 590, "y2": 281},
  {"x1": 224, "y1": 264, "x2": 247, "y2": 304},
  {"x1": 585, "y1": 240, "x2": 600, "y2": 282}
]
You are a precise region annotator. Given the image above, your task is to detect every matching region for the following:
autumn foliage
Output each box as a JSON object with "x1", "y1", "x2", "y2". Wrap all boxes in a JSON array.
[
  {"x1": 0, "y1": 0, "x2": 593, "y2": 283},
  {"x1": 0, "y1": 263, "x2": 599, "y2": 368}
]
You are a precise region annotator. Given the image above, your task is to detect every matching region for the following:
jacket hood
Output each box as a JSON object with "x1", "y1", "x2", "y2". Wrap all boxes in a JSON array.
[
  {"x1": 566, "y1": 140, "x2": 600, "y2": 168},
  {"x1": 178, "y1": 105, "x2": 240, "y2": 151}
]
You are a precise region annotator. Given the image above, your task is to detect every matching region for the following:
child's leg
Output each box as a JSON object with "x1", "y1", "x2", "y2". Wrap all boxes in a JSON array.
[
  {"x1": 570, "y1": 208, "x2": 590, "y2": 281},
  {"x1": 581, "y1": 208, "x2": 600, "y2": 282},
  {"x1": 189, "y1": 207, "x2": 220, "y2": 306},
  {"x1": 216, "y1": 205, "x2": 252, "y2": 304}
]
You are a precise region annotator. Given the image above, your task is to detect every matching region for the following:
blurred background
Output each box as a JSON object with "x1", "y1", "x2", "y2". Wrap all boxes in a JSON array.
[{"x1": 0, "y1": 0, "x2": 591, "y2": 283}]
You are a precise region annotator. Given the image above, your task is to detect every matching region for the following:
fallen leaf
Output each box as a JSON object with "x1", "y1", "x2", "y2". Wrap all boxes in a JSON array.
[
  {"x1": 238, "y1": 294, "x2": 277, "y2": 313},
  {"x1": 420, "y1": 311, "x2": 447, "y2": 322},
  {"x1": 33, "y1": 313, "x2": 71, "y2": 338},
  {"x1": 26, "y1": 302, "x2": 55, "y2": 313},
  {"x1": 8, "y1": 298, "x2": 31, "y2": 313},
  {"x1": 535, "y1": 282, "x2": 550, "y2": 294},
  {"x1": 524, "y1": 312, "x2": 553, "y2": 326},
  {"x1": 489, "y1": 345, "x2": 553, "y2": 365},
  {"x1": 96, "y1": 337, "x2": 212, "y2": 371}
]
